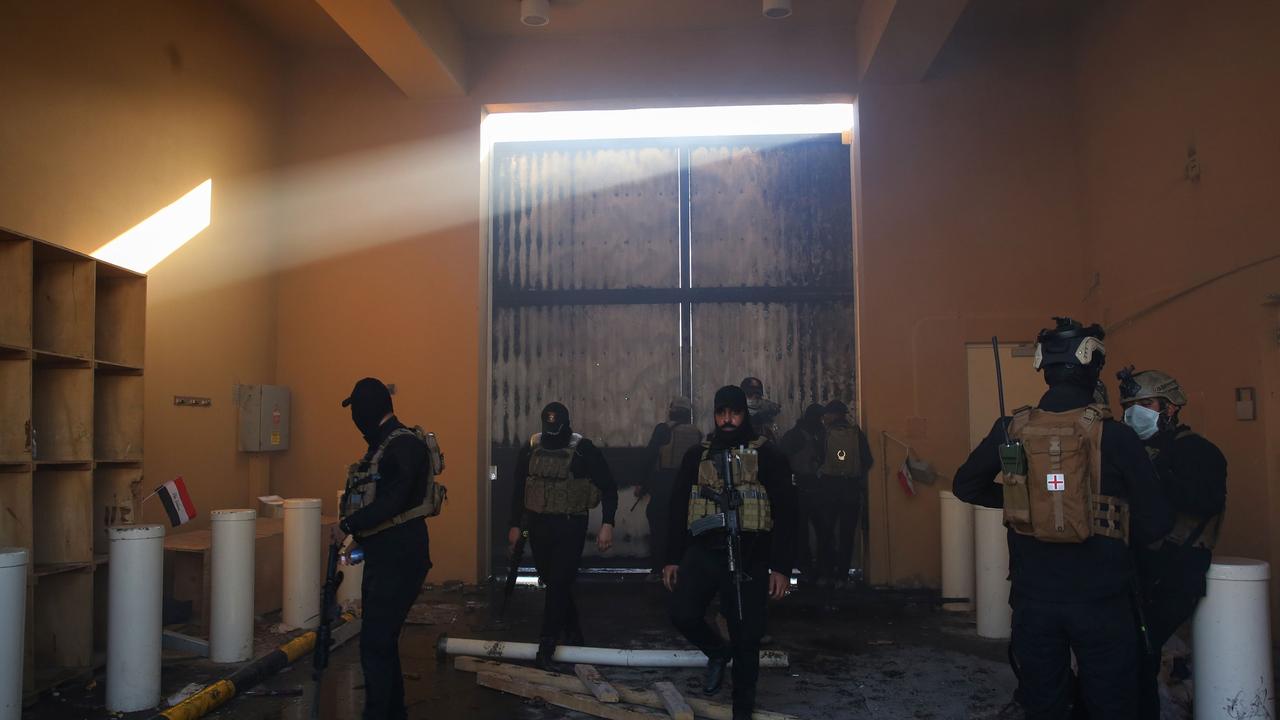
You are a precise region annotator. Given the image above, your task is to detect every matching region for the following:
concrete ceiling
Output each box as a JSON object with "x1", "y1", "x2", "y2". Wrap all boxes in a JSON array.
[
  {"x1": 231, "y1": 0, "x2": 356, "y2": 48},
  {"x1": 444, "y1": 0, "x2": 862, "y2": 38}
]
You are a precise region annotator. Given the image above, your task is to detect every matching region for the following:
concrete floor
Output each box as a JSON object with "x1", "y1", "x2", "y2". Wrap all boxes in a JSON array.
[{"x1": 25, "y1": 579, "x2": 1020, "y2": 719}]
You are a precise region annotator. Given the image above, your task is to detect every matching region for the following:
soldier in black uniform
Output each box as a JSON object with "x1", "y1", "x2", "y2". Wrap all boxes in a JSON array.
[
  {"x1": 337, "y1": 378, "x2": 433, "y2": 720},
  {"x1": 507, "y1": 402, "x2": 618, "y2": 667},
  {"x1": 953, "y1": 319, "x2": 1172, "y2": 719},
  {"x1": 639, "y1": 397, "x2": 703, "y2": 577},
  {"x1": 741, "y1": 377, "x2": 782, "y2": 444},
  {"x1": 1117, "y1": 367, "x2": 1227, "y2": 720},
  {"x1": 664, "y1": 385, "x2": 796, "y2": 720},
  {"x1": 780, "y1": 403, "x2": 825, "y2": 582},
  {"x1": 818, "y1": 400, "x2": 873, "y2": 589}
]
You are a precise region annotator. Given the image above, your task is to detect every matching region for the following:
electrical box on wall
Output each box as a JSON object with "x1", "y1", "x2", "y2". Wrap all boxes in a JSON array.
[{"x1": 237, "y1": 384, "x2": 291, "y2": 452}]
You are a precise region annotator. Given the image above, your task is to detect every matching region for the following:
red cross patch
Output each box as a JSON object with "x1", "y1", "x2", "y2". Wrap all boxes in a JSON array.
[{"x1": 1046, "y1": 473, "x2": 1066, "y2": 492}]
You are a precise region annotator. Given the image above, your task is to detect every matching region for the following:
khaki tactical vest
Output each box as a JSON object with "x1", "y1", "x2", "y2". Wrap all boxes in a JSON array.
[
  {"x1": 659, "y1": 422, "x2": 703, "y2": 471},
  {"x1": 341, "y1": 426, "x2": 447, "y2": 537},
  {"x1": 687, "y1": 438, "x2": 773, "y2": 533},
  {"x1": 998, "y1": 405, "x2": 1128, "y2": 543},
  {"x1": 1148, "y1": 430, "x2": 1224, "y2": 551},
  {"x1": 523, "y1": 433, "x2": 601, "y2": 515},
  {"x1": 819, "y1": 423, "x2": 864, "y2": 478}
]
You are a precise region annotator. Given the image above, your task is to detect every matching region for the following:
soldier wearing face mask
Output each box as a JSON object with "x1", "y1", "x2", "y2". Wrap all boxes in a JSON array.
[
  {"x1": 1117, "y1": 367, "x2": 1228, "y2": 720},
  {"x1": 741, "y1": 377, "x2": 781, "y2": 445},
  {"x1": 507, "y1": 402, "x2": 618, "y2": 668}
]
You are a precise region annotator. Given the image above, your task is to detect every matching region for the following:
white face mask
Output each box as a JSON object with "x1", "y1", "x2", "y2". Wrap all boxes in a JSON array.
[{"x1": 1123, "y1": 404, "x2": 1161, "y2": 440}]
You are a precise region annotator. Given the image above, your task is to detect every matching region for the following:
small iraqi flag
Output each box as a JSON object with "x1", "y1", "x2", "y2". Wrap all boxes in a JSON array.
[
  {"x1": 157, "y1": 477, "x2": 197, "y2": 527},
  {"x1": 897, "y1": 460, "x2": 917, "y2": 497}
]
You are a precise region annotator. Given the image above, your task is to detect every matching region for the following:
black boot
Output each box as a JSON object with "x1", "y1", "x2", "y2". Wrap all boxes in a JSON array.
[
  {"x1": 534, "y1": 637, "x2": 557, "y2": 670},
  {"x1": 703, "y1": 655, "x2": 729, "y2": 695}
]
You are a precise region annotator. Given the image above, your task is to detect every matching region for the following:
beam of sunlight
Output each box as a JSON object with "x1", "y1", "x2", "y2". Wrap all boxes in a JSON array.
[
  {"x1": 482, "y1": 103, "x2": 855, "y2": 155},
  {"x1": 93, "y1": 179, "x2": 212, "y2": 273}
]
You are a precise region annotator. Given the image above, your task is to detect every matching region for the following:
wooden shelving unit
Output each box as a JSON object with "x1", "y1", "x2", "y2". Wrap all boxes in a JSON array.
[{"x1": 0, "y1": 227, "x2": 145, "y2": 699}]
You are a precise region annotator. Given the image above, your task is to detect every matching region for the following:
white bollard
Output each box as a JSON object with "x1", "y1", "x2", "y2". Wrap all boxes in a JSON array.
[
  {"x1": 107, "y1": 524, "x2": 164, "y2": 712},
  {"x1": 940, "y1": 491, "x2": 975, "y2": 611},
  {"x1": 335, "y1": 492, "x2": 362, "y2": 611},
  {"x1": 0, "y1": 548, "x2": 28, "y2": 720},
  {"x1": 210, "y1": 509, "x2": 256, "y2": 663},
  {"x1": 974, "y1": 506, "x2": 1011, "y2": 639},
  {"x1": 1193, "y1": 557, "x2": 1273, "y2": 720},
  {"x1": 283, "y1": 498, "x2": 322, "y2": 629}
]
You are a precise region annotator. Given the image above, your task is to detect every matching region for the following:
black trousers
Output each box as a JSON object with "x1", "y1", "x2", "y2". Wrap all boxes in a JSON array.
[
  {"x1": 528, "y1": 512, "x2": 588, "y2": 642},
  {"x1": 834, "y1": 476, "x2": 865, "y2": 578},
  {"x1": 810, "y1": 478, "x2": 857, "y2": 581},
  {"x1": 1136, "y1": 587, "x2": 1202, "y2": 720},
  {"x1": 669, "y1": 538, "x2": 770, "y2": 716},
  {"x1": 645, "y1": 470, "x2": 677, "y2": 573},
  {"x1": 359, "y1": 524, "x2": 431, "y2": 720},
  {"x1": 1011, "y1": 594, "x2": 1137, "y2": 720},
  {"x1": 794, "y1": 476, "x2": 817, "y2": 577}
]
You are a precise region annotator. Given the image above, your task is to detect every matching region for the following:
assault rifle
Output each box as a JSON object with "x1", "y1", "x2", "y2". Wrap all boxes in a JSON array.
[
  {"x1": 312, "y1": 539, "x2": 345, "y2": 719},
  {"x1": 688, "y1": 448, "x2": 748, "y2": 621}
]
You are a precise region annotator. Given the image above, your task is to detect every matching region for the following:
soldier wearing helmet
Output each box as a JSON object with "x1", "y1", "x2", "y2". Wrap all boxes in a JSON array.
[
  {"x1": 953, "y1": 318, "x2": 1172, "y2": 718},
  {"x1": 1118, "y1": 366, "x2": 1227, "y2": 720}
]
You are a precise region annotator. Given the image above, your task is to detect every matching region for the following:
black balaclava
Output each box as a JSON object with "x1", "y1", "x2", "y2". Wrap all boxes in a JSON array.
[
  {"x1": 710, "y1": 385, "x2": 754, "y2": 449},
  {"x1": 540, "y1": 401, "x2": 572, "y2": 450},
  {"x1": 342, "y1": 377, "x2": 393, "y2": 441}
]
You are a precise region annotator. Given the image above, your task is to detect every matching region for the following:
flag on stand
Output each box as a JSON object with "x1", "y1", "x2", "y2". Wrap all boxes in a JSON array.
[
  {"x1": 157, "y1": 476, "x2": 197, "y2": 527},
  {"x1": 897, "y1": 460, "x2": 917, "y2": 497}
]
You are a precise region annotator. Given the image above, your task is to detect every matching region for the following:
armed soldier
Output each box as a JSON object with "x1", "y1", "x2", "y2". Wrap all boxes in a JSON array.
[
  {"x1": 664, "y1": 385, "x2": 796, "y2": 720},
  {"x1": 953, "y1": 319, "x2": 1172, "y2": 718},
  {"x1": 507, "y1": 402, "x2": 618, "y2": 668},
  {"x1": 1118, "y1": 367, "x2": 1227, "y2": 720},
  {"x1": 639, "y1": 397, "x2": 704, "y2": 578},
  {"x1": 337, "y1": 377, "x2": 444, "y2": 720}
]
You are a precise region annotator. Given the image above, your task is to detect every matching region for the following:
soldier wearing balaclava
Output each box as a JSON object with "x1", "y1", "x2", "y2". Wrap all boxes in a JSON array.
[
  {"x1": 507, "y1": 401, "x2": 618, "y2": 668},
  {"x1": 663, "y1": 385, "x2": 797, "y2": 720},
  {"x1": 337, "y1": 377, "x2": 433, "y2": 720}
]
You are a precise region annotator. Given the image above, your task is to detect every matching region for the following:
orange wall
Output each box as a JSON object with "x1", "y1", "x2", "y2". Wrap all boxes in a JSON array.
[
  {"x1": 854, "y1": 18, "x2": 1088, "y2": 585},
  {"x1": 0, "y1": 2, "x2": 284, "y2": 531},
  {"x1": 270, "y1": 48, "x2": 484, "y2": 582},
  {"x1": 1073, "y1": 0, "x2": 1280, "y2": 610}
]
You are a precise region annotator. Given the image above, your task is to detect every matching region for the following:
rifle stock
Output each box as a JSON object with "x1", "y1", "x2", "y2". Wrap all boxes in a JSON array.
[{"x1": 312, "y1": 540, "x2": 344, "y2": 719}]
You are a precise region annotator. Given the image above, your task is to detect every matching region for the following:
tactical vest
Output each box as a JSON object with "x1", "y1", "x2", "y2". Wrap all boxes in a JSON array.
[
  {"x1": 998, "y1": 404, "x2": 1128, "y2": 544},
  {"x1": 686, "y1": 438, "x2": 773, "y2": 533},
  {"x1": 1149, "y1": 430, "x2": 1224, "y2": 551},
  {"x1": 819, "y1": 423, "x2": 864, "y2": 478},
  {"x1": 341, "y1": 426, "x2": 447, "y2": 537},
  {"x1": 523, "y1": 433, "x2": 601, "y2": 515},
  {"x1": 659, "y1": 422, "x2": 703, "y2": 471}
]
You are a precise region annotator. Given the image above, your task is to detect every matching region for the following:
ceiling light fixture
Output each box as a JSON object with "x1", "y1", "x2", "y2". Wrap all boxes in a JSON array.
[
  {"x1": 763, "y1": 0, "x2": 792, "y2": 19},
  {"x1": 521, "y1": 0, "x2": 550, "y2": 27}
]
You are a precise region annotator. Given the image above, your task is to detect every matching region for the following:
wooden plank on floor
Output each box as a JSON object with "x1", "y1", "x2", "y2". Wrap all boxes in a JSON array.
[
  {"x1": 475, "y1": 671, "x2": 661, "y2": 720},
  {"x1": 575, "y1": 663, "x2": 620, "y2": 703},
  {"x1": 455, "y1": 657, "x2": 802, "y2": 720},
  {"x1": 653, "y1": 681, "x2": 694, "y2": 720}
]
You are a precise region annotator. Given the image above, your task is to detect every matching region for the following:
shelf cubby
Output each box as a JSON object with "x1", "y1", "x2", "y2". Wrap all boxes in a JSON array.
[
  {"x1": 0, "y1": 469, "x2": 33, "y2": 550},
  {"x1": 93, "y1": 466, "x2": 143, "y2": 556},
  {"x1": 0, "y1": 230, "x2": 33, "y2": 348},
  {"x1": 32, "y1": 363, "x2": 93, "y2": 462},
  {"x1": 33, "y1": 243, "x2": 94, "y2": 359},
  {"x1": 0, "y1": 354, "x2": 31, "y2": 462},
  {"x1": 94, "y1": 264, "x2": 145, "y2": 368},
  {"x1": 33, "y1": 568, "x2": 93, "y2": 672},
  {"x1": 94, "y1": 370, "x2": 143, "y2": 462},
  {"x1": 33, "y1": 469, "x2": 93, "y2": 567}
]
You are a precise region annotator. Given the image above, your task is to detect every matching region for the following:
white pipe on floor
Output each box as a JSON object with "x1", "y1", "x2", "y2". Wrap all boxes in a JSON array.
[
  {"x1": 1193, "y1": 557, "x2": 1273, "y2": 720},
  {"x1": 939, "y1": 491, "x2": 974, "y2": 611},
  {"x1": 107, "y1": 524, "x2": 164, "y2": 712},
  {"x1": 210, "y1": 508, "x2": 256, "y2": 663},
  {"x1": 436, "y1": 635, "x2": 790, "y2": 668},
  {"x1": 283, "y1": 498, "x2": 322, "y2": 629},
  {"x1": 335, "y1": 491, "x2": 362, "y2": 611},
  {"x1": 974, "y1": 507, "x2": 1011, "y2": 639},
  {"x1": 0, "y1": 548, "x2": 28, "y2": 720}
]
